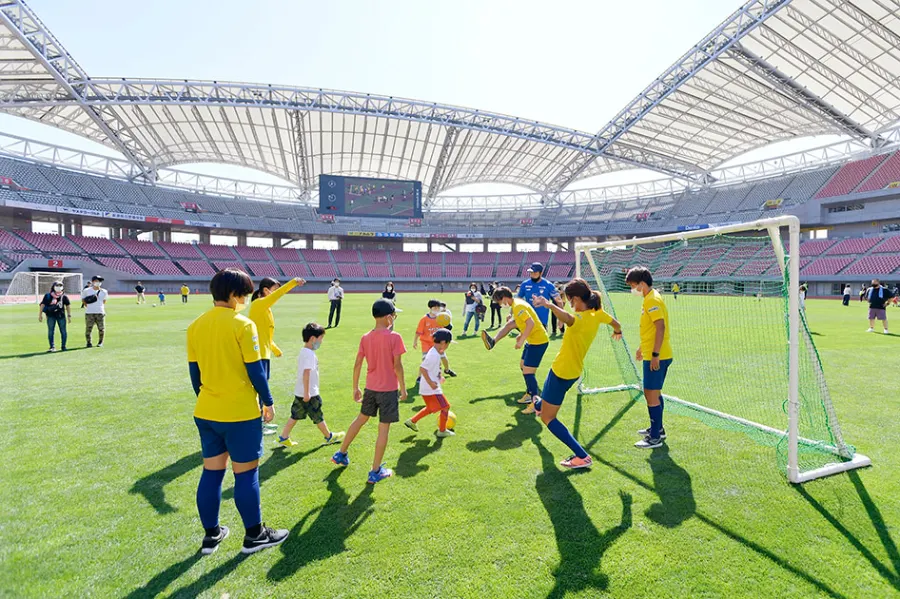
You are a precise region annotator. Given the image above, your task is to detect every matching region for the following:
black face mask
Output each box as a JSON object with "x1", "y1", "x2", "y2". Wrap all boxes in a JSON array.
[{"x1": 530, "y1": 274, "x2": 541, "y2": 282}]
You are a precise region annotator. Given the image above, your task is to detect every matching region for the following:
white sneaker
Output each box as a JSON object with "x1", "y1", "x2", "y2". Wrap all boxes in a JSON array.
[
  {"x1": 884, "y1": 330, "x2": 890, "y2": 334},
  {"x1": 866, "y1": 328, "x2": 874, "y2": 333},
  {"x1": 97, "y1": 343, "x2": 104, "y2": 348}
]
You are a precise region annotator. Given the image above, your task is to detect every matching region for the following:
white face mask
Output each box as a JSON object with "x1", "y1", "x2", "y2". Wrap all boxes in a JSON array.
[
  {"x1": 53, "y1": 286, "x2": 63, "y2": 292},
  {"x1": 630, "y1": 287, "x2": 642, "y2": 296},
  {"x1": 93, "y1": 282, "x2": 101, "y2": 288},
  {"x1": 430, "y1": 308, "x2": 440, "y2": 316}
]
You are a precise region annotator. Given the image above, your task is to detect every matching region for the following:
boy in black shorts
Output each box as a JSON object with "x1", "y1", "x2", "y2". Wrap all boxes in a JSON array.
[{"x1": 276, "y1": 323, "x2": 345, "y2": 448}]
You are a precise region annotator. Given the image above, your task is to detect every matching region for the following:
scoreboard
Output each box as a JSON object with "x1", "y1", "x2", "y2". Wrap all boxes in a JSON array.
[{"x1": 319, "y1": 175, "x2": 422, "y2": 220}]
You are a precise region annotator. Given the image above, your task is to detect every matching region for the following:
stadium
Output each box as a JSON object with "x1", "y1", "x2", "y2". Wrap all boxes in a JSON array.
[{"x1": 1, "y1": 0, "x2": 899, "y2": 597}]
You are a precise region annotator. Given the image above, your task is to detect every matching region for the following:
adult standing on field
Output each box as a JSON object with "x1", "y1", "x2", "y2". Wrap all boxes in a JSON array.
[
  {"x1": 81, "y1": 275, "x2": 108, "y2": 348},
  {"x1": 842, "y1": 284, "x2": 852, "y2": 306},
  {"x1": 517, "y1": 263, "x2": 563, "y2": 329},
  {"x1": 865, "y1": 279, "x2": 894, "y2": 334},
  {"x1": 488, "y1": 281, "x2": 502, "y2": 329},
  {"x1": 39, "y1": 280, "x2": 71, "y2": 352},
  {"x1": 187, "y1": 268, "x2": 289, "y2": 555},
  {"x1": 181, "y1": 283, "x2": 191, "y2": 304},
  {"x1": 382, "y1": 282, "x2": 396, "y2": 302},
  {"x1": 135, "y1": 282, "x2": 146, "y2": 304},
  {"x1": 327, "y1": 278, "x2": 344, "y2": 328},
  {"x1": 461, "y1": 282, "x2": 483, "y2": 336}
]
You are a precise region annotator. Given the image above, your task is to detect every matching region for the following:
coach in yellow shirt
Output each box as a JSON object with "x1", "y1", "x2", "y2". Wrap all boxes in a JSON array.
[
  {"x1": 181, "y1": 284, "x2": 190, "y2": 304},
  {"x1": 532, "y1": 278, "x2": 623, "y2": 469},
  {"x1": 187, "y1": 268, "x2": 289, "y2": 556},
  {"x1": 483, "y1": 287, "x2": 551, "y2": 411},
  {"x1": 627, "y1": 266, "x2": 673, "y2": 450}
]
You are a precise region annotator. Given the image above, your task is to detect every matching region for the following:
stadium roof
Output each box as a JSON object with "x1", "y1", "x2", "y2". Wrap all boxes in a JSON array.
[{"x1": 1, "y1": 0, "x2": 899, "y2": 205}]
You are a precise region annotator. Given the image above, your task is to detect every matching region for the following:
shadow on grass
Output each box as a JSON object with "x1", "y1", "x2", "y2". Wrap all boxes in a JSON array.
[
  {"x1": 167, "y1": 553, "x2": 249, "y2": 599},
  {"x1": 129, "y1": 451, "x2": 203, "y2": 514},
  {"x1": 0, "y1": 346, "x2": 90, "y2": 360},
  {"x1": 468, "y1": 390, "x2": 526, "y2": 406},
  {"x1": 123, "y1": 552, "x2": 203, "y2": 598},
  {"x1": 268, "y1": 469, "x2": 374, "y2": 581},
  {"x1": 466, "y1": 403, "x2": 542, "y2": 453},
  {"x1": 223, "y1": 444, "x2": 327, "y2": 500},
  {"x1": 645, "y1": 444, "x2": 695, "y2": 528},
  {"x1": 395, "y1": 435, "x2": 443, "y2": 478},
  {"x1": 795, "y1": 471, "x2": 900, "y2": 591},
  {"x1": 534, "y1": 437, "x2": 632, "y2": 599},
  {"x1": 578, "y1": 394, "x2": 640, "y2": 450}
]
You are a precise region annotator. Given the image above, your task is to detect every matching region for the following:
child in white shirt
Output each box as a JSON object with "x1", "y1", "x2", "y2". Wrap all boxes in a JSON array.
[{"x1": 404, "y1": 329, "x2": 454, "y2": 437}]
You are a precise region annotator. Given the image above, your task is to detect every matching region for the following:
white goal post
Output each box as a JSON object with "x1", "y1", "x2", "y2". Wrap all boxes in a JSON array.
[
  {"x1": 575, "y1": 215, "x2": 871, "y2": 484},
  {"x1": 3, "y1": 272, "x2": 83, "y2": 305}
]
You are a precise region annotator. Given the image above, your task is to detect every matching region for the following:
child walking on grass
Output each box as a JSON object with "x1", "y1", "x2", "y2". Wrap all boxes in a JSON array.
[{"x1": 405, "y1": 328, "x2": 455, "y2": 437}]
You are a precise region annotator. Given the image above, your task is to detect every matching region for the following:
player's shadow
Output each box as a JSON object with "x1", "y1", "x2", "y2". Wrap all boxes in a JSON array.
[
  {"x1": 223, "y1": 444, "x2": 326, "y2": 500},
  {"x1": 795, "y1": 471, "x2": 900, "y2": 591},
  {"x1": 466, "y1": 404, "x2": 542, "y2": 453},
  {"x1": 0, "y1": 347, "x2": 89, "y2": 360},
  {"x1": 268, "y1": 469, "x2": 375, "y2": 581},
  {"x1": 129, "y1": 451, "x2": 203, "y2": 514},
  {"x1": 395, "y1": 435, "x2": 443, "y2": 478},
  {"x1": 124, "y1": 552, "x2": 249, "y2": 598},
  {"x1": 645, "y1": 444, "x2": 696, "y2": 528},
  {"x1": 533, "y1": 438, "x2": 632, "y2": 599},
  {"x1": 468, "y1": 391, "x2": 526, "y2": 406}
]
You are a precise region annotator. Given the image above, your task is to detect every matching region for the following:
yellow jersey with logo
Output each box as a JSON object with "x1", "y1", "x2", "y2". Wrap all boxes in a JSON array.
[
  {"x1": 512, "y1": 298, "x2": 549, "y2": 345},
  {"x1": 248, "y1": 278, "x2": 298, "y2": 359},
  {"x1": 639, "y1": 289, "x2": 673, "y2": 360},
  {"x1": 188, "y1": 306, "x2": 263, "y2": 422},
  {"x1": 550, "y1": 308, "x2": 612, "y2": 379}
]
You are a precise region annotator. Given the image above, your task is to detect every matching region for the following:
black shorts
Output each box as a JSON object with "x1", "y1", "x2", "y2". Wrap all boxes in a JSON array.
[
  {"x1": 290, "y1": 395, "x2": 325, "y2": 424},
  {"x1": 361, "y1": 389, "x2": 400, "y2": 423}
]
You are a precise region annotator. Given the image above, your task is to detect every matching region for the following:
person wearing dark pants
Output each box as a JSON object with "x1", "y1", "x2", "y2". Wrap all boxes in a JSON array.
[
  {"x1": 327, "y1": 278, "x2": 344, "y2": 328},
  {"x1": 81, "y1": 275, "x2": 108, "y2": 348},
  {"x1": 488, "y1": 282, "x2": 502, "y2": 328},
  {"x1": 39, "y1": 280, "x2": 72, "y2": 352}
]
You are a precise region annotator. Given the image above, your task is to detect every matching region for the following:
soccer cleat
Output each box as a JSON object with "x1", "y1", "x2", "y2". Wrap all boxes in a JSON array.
[
  {"x1": 404, "y1": 419, "x2": 419, "y2": 432},
  {"x1": 241, "y1": 524, "x2": 289, "y2": 554},
  {"x1": 436, "y1": 429, "x2": 455, "y2": 438},
  {"x1": 276, "y1": 436, "x2": 297, "y2": 448},
  {"x1": 443, "y1": 369, "x2": 457, "y2": 377},
  {"x1": 48, "y1": 347, "x2": 56, "y2": 353},
  {"x1": 324, "y1": 431, "x2": 345, "y2": 445},
  {"x1": 97, "y1": 343, "x2": 103, "y2": 348},
  {"x1": 635, "y1": 436, "x2": 664, "y2": 449},
  {"x1": 885, "y1": 330, "x2": 890, "y2": 334},
  {"x1": 637, "y1": 427, "x2": 667, "y2": 439},
  {"x1": 517, "y1": 393, "x2": 533, "y2": 404},
  {"x1": 866, "y1": 328, "x2": 874, "y2": 332},
  {"x1": 532, "y1": 396, "x2": 543, "y2": 417},
  {"x1": 60, "y1": 347, "x2": 66, "y2": 351},
  {"x1": 262, "y1": 427, "x2": 277, "y2": 436},
  {"x1": 481, "y1": 330, "x2": 496, "y2": 351},
  {"x1": 86, "y1": 343, "x2": 93, "y2": 348},
  {"x1": 200, "y1": 525, "x2": 230, "y2": 555},
  {"x1": 331, "y1": 451, "x2": 349, "y2": 466},
  {"x1": 521, "y1": 404, "x2": 536, "y2": 415},
  {"x1": 560, "y1": 455, "x2": 593, "y2": 469},
  {"x1": 367, "y1": 464, "x2": 394, "y2": 484}
]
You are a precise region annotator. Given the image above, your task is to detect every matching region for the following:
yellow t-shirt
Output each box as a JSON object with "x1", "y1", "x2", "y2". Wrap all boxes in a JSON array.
[
  {"x1": 188, "y1": 306, "x2": 263, "y2": 422},
  {"x1": 512, "y1": 298, "x2": 549, "y2": 345},
  {"x1": 640, "y1": 289, "x2": 673, "y2": 360},
  {"x1": 672, "y1": 284, "x2": 680, "y2": 293},
  {"x1": 248, "y1": 279, "x2": 298, "y2": 360},
  {"x1": 550, "y1": 308, "x2": 612, "y2": 379},
  {"x1": 181, "y1": 286, "x2": 190, "y2": 296}
]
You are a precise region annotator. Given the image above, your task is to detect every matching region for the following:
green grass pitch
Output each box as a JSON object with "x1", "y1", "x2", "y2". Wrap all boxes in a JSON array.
[{"x1": 0, "y1": 292, "x2": 898, "y2": 598}]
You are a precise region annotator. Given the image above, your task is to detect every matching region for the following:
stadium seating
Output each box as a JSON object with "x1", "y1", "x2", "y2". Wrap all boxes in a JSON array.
[
  {"x1": 309, "y1": 263, "x2": 338, "y2": 278},
  {"x1": 360, "y1": 250, "x2": 388, "y2": 263},
  {"x1": 471, "y1": 253, "x2": 495, "y2": 264},
  {"x1": 213, "y1": 261, "x2": 244, "y2": 272},
  {"x1": 857, "y1": 152, "x2": 900, "y2": 192},
  {"x1": 279, "y1": 263, "x2": 310, "y2": 277},
  {"x1": 654, "y1": 263, "x2": 683, "y2": 278},
  {"x1": 825, "y1": 237, "x2": 883, "y2": 255},
  {"x1": 139, "y1": 259, "x2": 184, "y2": 276},
  {"x1": 365, "y1": 263, "x2": 391, "y2": 278},
  {"x1": 68, "y1": 235, "x2": 127, "y2": 256},
  {"x1": 706, "y1": 261, "x2": 742, "y2": 277},
  {"x1": 799, "y1": 240, "x2": 837, "y2": 256},
  {"x1": 269, "y1": 247, "x2": 302, "y2": 261},
  {"x1": 198, "y1": 244, "x2": 238, "y2": 260},
  {"x1": 546, "y1": 264, "x2": 572, "y2": 279},
  {"x1": 471, "y1": 265, "x2": 495, "y2": 278},
  {"x1": 735, "y1": 260, "x2": 773, "y2": 277},
  {"x1": 679, "y1": 262, "x2": 712, "y2": 277},
  {"x1": 873, "y1": 236, "x2": 900, "y2": 253},
  {"x1": 178, "y1": 260, "x2": 217, "y2": 276},
  {"x1": 417, "y1": 253, "x2": 442, "y2": 264},
  {"x1": 420, "y1": 265, "x2": 441, "y2": 277},
  {"x1": 98, "y1": 257, "x2": 147, "y2": 275},
  {"x1": 116, "y1": 239, "x2": 164, "y2": 257},
  {"x1": 446, "y1": 265, "x2": 468, "y2": 278},
  {"x1": 233, "y1": 246, "x2": 270, "y2": 261},
  {"x1": 337, "y1": 263, "x2": 364, "y2": 278},
  {"x1": 391, "y1": 252, "x2": 416, "y2": 263},
  {"x1": 15, "y1": 231, "x2": 80, "y2": 254},
  {"x1": 301, "y1": 249, "x2": 332, "y2": 263},
  {"x1": 0, "y1": 230, "x2": 34, "y2": 251},
  {"x1": 158, "y1": 242, "x2": 203, "y2": 259},
  {"x1": 496, "y1": 265, "x2": 521, "y2": 278},
  {"x1": 246, "y1": 262, "x2": 280, "y2": 277},
  {"x1": 332, "y1": 249, "x2": 360, "y2": 263},
  {"x1": 843, "y1": 255, "x2": 900, "y2": 275},
  {"x1": 801, "y1": 257, "x2": 854, "y2": 276},
  {"x1": 445, "y1": 253, "x2": 469, "y2": 264},
  {"x1": 392, "y1": 264, "x2": 417, "y2": 278},
  {"x1": 815, "y1": 154, "x2": 888, "y2": 198}
]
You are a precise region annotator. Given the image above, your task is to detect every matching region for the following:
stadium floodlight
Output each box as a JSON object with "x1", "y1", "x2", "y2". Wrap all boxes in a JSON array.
[
  {"x1": 575, "y1": 216, "x2": 871, "y2": 484},
  {"x1": 5, "y1": 272, "x2": 83, "y2": 304}
]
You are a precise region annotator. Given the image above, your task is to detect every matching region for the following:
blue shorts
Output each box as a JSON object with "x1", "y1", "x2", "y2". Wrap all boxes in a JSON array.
[
  {"x1": 521, "y1": 342, "x2": 549, "y2": 368},
  {"x1": 194, "y1": 417, "x2": 264, "y2": 463},
  {"x1": 643, "y1": 358, "x2": 673, "y2": 391},
  {"x1": 540, "y1": 369, "x2": 579, "y2": 406}
]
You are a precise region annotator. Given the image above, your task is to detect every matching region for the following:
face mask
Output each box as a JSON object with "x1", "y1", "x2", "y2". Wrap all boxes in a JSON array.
[
  {"x1": 235, "y1": 296, "x2": 250, "y2": 312},
  {"x1": 311, "y1": 340, "x2": 322, "y2": 351},
  {"x1": 630, "y1": 287, "x2": 642, "y2": 296},
  {"x1": 470, "y1": 288, "x2": 477, "y2": 293},
  {"x1": 387, "y1": 286, "x2": 393, "y2": 291},
  {"x1": 531, "y1": 275, "x2": 541, "y2": 282},
  {"x1": 54, "y1": 286, "x2": 63, "y2": 292},
  {"x1": 93, "y1": 282, "x2": 101, "y2": 288},
  {"x1": 430, "y1": 308, "x2": 440, "y2": 316}
]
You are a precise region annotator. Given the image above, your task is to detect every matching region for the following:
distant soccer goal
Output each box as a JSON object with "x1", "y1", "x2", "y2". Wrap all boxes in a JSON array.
[
  {"x1": 576, "y1": 216, "x2": 870, "y2": 484},
  {"x1": 3, "y1": 272, "x2": 83, "y2": 305}
]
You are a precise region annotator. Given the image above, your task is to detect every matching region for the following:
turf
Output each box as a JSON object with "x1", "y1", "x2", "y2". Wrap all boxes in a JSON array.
[{"x1": 0, "y1": 293, "x2": 898, "y2": 598}]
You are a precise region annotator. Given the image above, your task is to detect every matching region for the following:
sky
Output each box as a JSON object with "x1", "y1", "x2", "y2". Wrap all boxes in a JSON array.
[{"x1": 0, "y1": 0, "x2": 846, "y2": 193}]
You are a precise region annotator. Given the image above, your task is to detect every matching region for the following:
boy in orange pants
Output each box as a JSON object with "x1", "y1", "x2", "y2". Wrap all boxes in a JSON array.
[{"x1": 404, "y1": 329, "x2": 454, "y2": 437}]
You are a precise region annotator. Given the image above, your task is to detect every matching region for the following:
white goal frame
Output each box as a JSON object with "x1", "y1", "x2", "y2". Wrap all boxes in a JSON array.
[
  {"x1": 575, "y1": 215, "x2": 871, "y2": 484},
  {"x1": 3, "y1": 271, "x2": 83, "y2": 305}
]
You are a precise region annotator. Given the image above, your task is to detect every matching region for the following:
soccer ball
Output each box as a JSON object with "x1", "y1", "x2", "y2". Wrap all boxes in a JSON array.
[
  {"x1": 436, "y1": 311, "x2": 452, "y2": 328},
  {"x1": 152, "y1": 303, "x2": 157, "y2": 307},
  {"x1": 445, "y1": 410, "x2": 457, "y2": 430}
]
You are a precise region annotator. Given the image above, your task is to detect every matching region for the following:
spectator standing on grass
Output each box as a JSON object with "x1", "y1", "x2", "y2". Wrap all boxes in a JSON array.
[
  {"x1": 135, "y1": 282, "x2": 146, "y2": 305},
  {"x1": 39, "y1": 280, "x2": 71, "y2": 352},
  {"x1": 81, "y1": 275, "x2": 108, "y2": 348},
  {"x1": 517, "y1": 263, "x2": 563, "y2": 329},
  {"x1": 382, "y1": 282, "x2": 396, "y2": 302},
  {"x1": 866, "y1": 279, "x2": 894, "y2": 334},
  {"x1": 462, "y1": 282, "x2": 483, "y2": 336},
  {"x1": 181, "y1": 283, "x2": 191, "y2": 304},
  {"x1": 859, "y1": 284, "x2": 867, "y2": 302},
  {"x1": 327, "y1": 278, "x2": 344, "y2": 328},
  {"x1": 799, "y1": 283, "x2": 808, "y2": 311},
  {"x1": 843, "y1": 284, "x2": 852, "y2": 307},
  {"x1": 488, "y1": 281, "x2": 502, "y2": 329}
]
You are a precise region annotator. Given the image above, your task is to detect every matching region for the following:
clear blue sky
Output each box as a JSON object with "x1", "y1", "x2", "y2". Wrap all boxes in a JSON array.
[{"x1": 0, "y1": 0, "x2": 841, "y2": 190}]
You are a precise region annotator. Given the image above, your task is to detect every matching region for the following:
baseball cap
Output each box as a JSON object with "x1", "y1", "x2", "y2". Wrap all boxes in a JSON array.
[
  {"x1": 91, "y1": 275, "x2": 105, "y2": 282},
  {"x1": 372, "y1": 298, "x2": 400, "y2": 318},
  {"x1": 432, "y1": 328, "x2": 453, "y2": 344},
  {"x1": 527, "y1": 263, "x2": 544, "y2": 273}
]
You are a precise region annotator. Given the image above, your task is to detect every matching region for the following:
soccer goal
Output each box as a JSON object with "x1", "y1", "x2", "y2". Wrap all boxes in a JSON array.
[
  {"x1": 576, "y1": 215, "x2": 870, "y2": 484},
  {"x1": 3, "y1": 271, "x2": 83, "y2": 304}
]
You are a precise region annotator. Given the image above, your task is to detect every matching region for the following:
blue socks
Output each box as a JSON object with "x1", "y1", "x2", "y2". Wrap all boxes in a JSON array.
[
  {"x1": 523, "y1": 373, "x2": 539, "y2": 398},
  {"x1": 547, "y1": 418, "x2": 588, "y2": 459},
  {"x1": 196, "y1": 468, "x2": 226, "y2": 530},
  {"x1": 233, "y1": 468, "x2": 262, "y2": 531},
  {"x1": 648, "y1": 404, "x2": 664, "y2": 438}
]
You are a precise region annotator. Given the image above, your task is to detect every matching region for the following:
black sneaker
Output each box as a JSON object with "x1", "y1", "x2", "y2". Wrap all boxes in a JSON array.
[
  {"x1": 637, "y1": 427, "x2": 666, "y2": 439},
  {"x1": 634, "y1": 436, "x2": 664, "y2": 449},
  {"x1": 443, "y1": 369, "x2": 457, "y2": 377},
  {"x1": 200, "y1": 525, "x2": 229, "y2": 555},
  {"x1": 86, "y1": 343, "x2": 93, "y2": 348},
  {"x1": 241, "y1": 524, "x2": 289, "y2": 554}
]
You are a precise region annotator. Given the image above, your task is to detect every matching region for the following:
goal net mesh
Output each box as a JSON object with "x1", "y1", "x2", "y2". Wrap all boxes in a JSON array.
[
  {"x1": 579, "y1": 232, "x2": 856, "y2": 479},
  {"x1": 6, "y1": 272, "x2": 83, "y2": 301}
]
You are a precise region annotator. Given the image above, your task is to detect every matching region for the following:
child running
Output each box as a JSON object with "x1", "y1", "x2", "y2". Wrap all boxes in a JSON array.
[
  {"x1": 158, "y1": 290, "x2": 166, "y2": 306},
  {"x1": 413, "y1": 299, "x2": 451, "y2": 384},
  {"x1": 532, "y1": 278, "x2": 622, "y2": 469},
  {"x1": 626, "y1": 267, "x2": 673, "y2": 449},
  {"x1": 276, "y1": 323, "x2": 345, "y2": 448},
  {"x1": 332, "y1": 299, "x2": 408, "y2": 484},
  {"x1": 482, "y1": 286, "x2": 550, "y2": 414},
  {"x1": 405, "y1": 328, "x2": 455, "y2": 437}
]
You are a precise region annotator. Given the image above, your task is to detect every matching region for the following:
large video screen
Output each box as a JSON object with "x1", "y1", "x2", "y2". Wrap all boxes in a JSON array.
[{"x1": 318, "y1": 175, "x2": 422, "y2": 219}]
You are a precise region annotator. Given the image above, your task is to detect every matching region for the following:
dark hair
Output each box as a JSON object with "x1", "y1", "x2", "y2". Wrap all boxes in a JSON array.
[
  {"x1": 438, "y1": 301, "x2": 447, "y2": 308},
  {"x1": 564, "y1": 278, "x2": 602, "y2": 310},
  {"x1": 492, "y1": 286, "x2": 514, "y2": 302},
  {"x1": 209, "y1": 268, "x2": 254, "y2": 302},
  {"x1": 251, "y1": 277, "x2": 280, "y2": 301},
  {"x1": 302, "y1": 322, "x2": 326, "y2": 342},
  {"x1": 428, "y1": 299, "x2": 441, "y2": 309},
  {"x1": 625, "y1": 266, "x2": 654, "y2": 288},
  {"x1": 432, "y1": 328, "x2": 453, "y2": 344}
]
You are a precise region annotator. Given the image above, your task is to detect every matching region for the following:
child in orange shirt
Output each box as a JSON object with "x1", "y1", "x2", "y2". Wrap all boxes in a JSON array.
[{"x1": 413, "y1": 299, "x2": 453, "y2": 383}]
